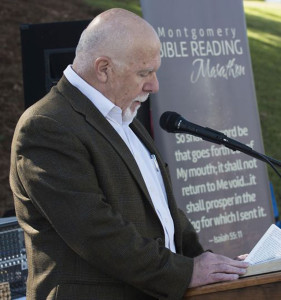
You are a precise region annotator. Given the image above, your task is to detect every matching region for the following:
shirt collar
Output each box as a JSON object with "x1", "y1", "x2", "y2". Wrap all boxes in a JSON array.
[{"x1": 63, "y1": 65, "x2": 129, "y2": 126}]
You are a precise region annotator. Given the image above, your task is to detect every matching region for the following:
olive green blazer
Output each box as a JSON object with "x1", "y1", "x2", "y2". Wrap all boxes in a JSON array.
[{"x1": 10, "y1": 76, "x2": 203, "y2": 300}]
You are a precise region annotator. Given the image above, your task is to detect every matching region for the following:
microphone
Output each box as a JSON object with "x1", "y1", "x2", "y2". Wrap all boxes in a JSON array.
[
  {"x1": 159, "y1": 111, "x2": 281, "y2": 170},
  {"x1": 160, "y1": 111, "x2": 227, "y2": 145}
]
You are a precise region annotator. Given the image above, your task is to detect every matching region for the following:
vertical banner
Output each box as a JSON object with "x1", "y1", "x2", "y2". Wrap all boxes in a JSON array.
[{"x1": 141, "y1": 0, "x2": 273, "y2": 257}]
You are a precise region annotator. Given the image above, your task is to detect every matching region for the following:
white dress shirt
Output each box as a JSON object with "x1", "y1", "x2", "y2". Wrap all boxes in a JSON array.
[{"x1": 64, "y1": 65, "x2": 176, "y2": 252}]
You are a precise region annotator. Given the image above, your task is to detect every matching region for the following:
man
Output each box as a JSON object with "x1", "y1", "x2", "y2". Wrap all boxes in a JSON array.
[{"x1": 10, "y1": 8, "x2": 248, "y2": 300}]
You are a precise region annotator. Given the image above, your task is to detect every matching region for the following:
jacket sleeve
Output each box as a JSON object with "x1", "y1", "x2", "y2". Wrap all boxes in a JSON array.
[{"x1": 12, "y1": 113, "x2": 195, "y2": 300}]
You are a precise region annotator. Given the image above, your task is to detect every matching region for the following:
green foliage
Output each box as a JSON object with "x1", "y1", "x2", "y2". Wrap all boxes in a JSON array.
[
  {"x1": 244, "y1": 2, "x2": 281, "y2": 212},
  {"x1": 85, "y1": 0, "x2": 141, "y2": 15}
]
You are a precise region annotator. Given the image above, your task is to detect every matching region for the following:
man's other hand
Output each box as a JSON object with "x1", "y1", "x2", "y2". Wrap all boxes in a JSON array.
[{"x1": 189, "y1": 251, "x2": 249, "y2": 288}]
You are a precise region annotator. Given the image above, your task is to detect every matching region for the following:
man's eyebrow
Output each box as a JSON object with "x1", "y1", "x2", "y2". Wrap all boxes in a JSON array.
[{"x1": 138, "y1": 68, "x2": 154, "y2": 73}]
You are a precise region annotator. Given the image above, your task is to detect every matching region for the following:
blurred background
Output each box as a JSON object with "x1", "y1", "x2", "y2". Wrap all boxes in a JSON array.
[{"x1": 0, "y1": 0, "x2": 280, "y2": 218}]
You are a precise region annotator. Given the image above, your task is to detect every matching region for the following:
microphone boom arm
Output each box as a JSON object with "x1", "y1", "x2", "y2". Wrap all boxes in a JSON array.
[
  {"x1": 160, "y1": 111, "x2": 281, "y2": 177},
  {"x1": 175, "y1": 125, "x2": 281, "y2": 178}
]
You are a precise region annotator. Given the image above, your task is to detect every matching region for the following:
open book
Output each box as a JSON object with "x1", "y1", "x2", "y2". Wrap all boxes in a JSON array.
[{"x1": 241, "y1": 224, "x2": 281, "y2": 277}]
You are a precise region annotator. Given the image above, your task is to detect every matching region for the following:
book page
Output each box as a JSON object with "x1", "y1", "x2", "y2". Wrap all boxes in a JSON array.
[{"x1": 245, "y1": 224, "x2": 281, "y2": 265}]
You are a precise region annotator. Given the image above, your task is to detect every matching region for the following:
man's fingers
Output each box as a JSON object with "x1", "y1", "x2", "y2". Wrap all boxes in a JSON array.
[
  {"x1": 189, "y1": 252, "x2": 249, "y2": 288},
  {"x1": 212, "y1": 253, "x2": 249, "y2": 269},
  {"x1": 212, "y1": 255, "x2": 249, "y2": 275},
  {"x1": 213, "y1": 263, "x2": 248, "y2": 275},
  {"x1": 216, "y1": 253, "x2": 248, "y2": 265},
  {"x1": 210, "y1": 272, "x2": 239, "y2": 283}
]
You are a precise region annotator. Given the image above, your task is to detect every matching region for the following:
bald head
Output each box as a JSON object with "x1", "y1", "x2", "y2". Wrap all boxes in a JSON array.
[
  {"x1": 72, "y1": 8, "x2": 161, "y2": 116},
  {"x1": 73, "y1": 8, "x2": 160, "y2": 74}
]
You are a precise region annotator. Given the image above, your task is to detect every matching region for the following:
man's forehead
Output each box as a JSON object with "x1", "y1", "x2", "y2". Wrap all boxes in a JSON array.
[{"x1": 135, "y1": 56, "x2": 161, "y2": 72}]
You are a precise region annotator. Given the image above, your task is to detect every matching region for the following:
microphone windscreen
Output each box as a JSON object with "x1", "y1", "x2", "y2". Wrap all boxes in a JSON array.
[{"x1": 159, "y1": 111, "x2": 181, "y2": 132}]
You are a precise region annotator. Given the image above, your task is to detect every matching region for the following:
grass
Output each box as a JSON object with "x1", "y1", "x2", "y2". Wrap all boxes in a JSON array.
[
  {"x1": 86, "y1": 0, "x2": 281, "y2": 213},
  {"x1": 85, "y1": 0, "x2": 141, "y2": 15},
  {"x1": 243, "y1": 1, "x2": 281, "y2": 213}
]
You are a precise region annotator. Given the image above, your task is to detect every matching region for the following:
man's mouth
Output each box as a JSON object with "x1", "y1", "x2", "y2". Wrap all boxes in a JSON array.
[{"x1": 128, "y1": 93, "x2": 149, "y2": 113}]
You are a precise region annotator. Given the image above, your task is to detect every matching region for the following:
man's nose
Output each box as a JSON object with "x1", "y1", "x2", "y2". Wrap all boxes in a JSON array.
[{"x1": 143, "y1": 73, "x2": 159, "y2": 94}]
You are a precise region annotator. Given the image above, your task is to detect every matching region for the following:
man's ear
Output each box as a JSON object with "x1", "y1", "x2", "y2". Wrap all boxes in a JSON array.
[{"x1": 94, "y1": 56, "x2": 111, "y2": 83}]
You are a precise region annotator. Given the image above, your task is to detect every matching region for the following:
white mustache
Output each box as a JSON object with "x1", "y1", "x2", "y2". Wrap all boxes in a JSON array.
[{"x1": 133, "y1": 94, "x2": 149, "y2": 103}]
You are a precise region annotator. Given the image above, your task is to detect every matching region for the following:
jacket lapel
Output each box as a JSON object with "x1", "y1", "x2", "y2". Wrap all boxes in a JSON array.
[{"x1": 57, "y1": 76, "x2": 154, "y2": 208}]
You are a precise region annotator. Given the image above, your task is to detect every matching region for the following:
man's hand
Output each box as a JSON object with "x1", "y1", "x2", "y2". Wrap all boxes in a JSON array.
[{"x1": 189, "y1": 251, "x2": 249, "y2": 288}]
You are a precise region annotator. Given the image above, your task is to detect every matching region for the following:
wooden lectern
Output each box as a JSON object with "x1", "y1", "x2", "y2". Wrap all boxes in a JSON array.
[{"x1": 184, "y1": 272, "x2": 281, "y2": 300}]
